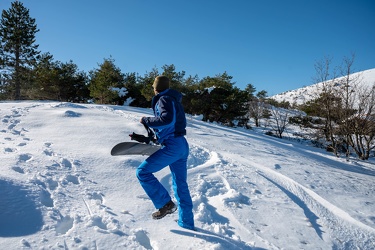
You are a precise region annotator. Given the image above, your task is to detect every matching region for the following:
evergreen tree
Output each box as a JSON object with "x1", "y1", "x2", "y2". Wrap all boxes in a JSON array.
[
  {"x1": 139, "y1": 67, "x2": 159, "y2": 102},
  {"x1": 29, "y1": 53, "x2": 89, "y2": 102},
  {"x1": 160, "y1": 64, "x2": 186, "y2": 91},
  {"x1": 29, "y1": 53, "x2": 59, "y2": 100},
  {"x1": 189, "y1": 73, "x2": 248, "y2": 124},
  {"x1": 0, "y1": 1, "x2": 40, "y2": 99},
  {"x1": 256, "y1": 90, "x2": 268, "y2": 100},
  {"x1": 198, "y1": 72, "x2": 234, "y2": 91},
  {"x1": 244, "y1": 83, "x2": 256, "y2": 98},
  {"x1": 180, "y1": 74, "x2": 200, "y2": 114},
  {"x1": 89, "y1": 58, "x2": 125, "y2": 104},
  {"x1": 123, "y1": 72, "x2": 148, "y2": 107},
  {"x1": 56, "y1": 60, "x2": 88, "y2": 102}
]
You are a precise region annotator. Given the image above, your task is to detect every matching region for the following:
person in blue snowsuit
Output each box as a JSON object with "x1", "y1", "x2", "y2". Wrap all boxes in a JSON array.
[{"x1": 136, "y1": 75, "x2": 194, "y2": 230}]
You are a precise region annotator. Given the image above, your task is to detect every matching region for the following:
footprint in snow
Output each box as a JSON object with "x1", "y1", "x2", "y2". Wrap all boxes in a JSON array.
[
  {"x1": 90, "y1": 215, "x2": 108, "y2": 230},
  {"x1": 39, "y1": 188, "x2": 54, "y2": 207},
  {"x1": 43, "y1": 148, "x2": 54, "y2": 156},
  {"x1": 64, "y1": 174, "x2": 80, "y2": 185},
  {"x1": 43, "y1": 142, "x2": 54, "y2": 156},
  {"x1": 133, "y1": 229, "x2": 152, "y2": 250},
  {"x1": 18, "y1": 153, "x2": 32, "y2": 162},
  {"x1": 8, "y1": 123, "x2": 17, "y2": 130},
  {"x1": 45, "y1": 177, "x2": 59, "y2": 190},
  {"x1": 11, "y1": 166, "x2": 24, "y2": 174},
  {"x1": 64, "y1": 110, "x2": 82, "y2": 117},
  {"x1": 222, "y1": 189, "x2": 251, "y2": 207},
  {"x1": 4, "y1": 147, "x2": 15, "y2": 153},
  {"x1": 59, "y1": 158, "x2": 72, "y2": 169},
  {"x1": 55, "y1": 215, "x2": 74, "y2": 235},
  {"x1": 87, "y1": 191, "x2": 104, "y2": 204}
]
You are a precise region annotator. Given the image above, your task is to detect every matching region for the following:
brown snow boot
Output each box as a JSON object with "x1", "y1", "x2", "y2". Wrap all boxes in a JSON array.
[{"x1": 152, "y1": 200, "x2": 177, "y2": 220}]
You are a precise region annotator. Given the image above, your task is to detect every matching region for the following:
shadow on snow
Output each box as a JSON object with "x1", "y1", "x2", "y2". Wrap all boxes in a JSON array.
[
  {"x1": 0, "y1": 179, "x2": 43, "y2": 237},
  {"x1": 171, "y1": 227, "x2": 267, "y2": 250}
]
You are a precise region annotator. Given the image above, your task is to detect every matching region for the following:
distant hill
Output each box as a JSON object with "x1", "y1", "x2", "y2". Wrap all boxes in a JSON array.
[{"x1": 270, "y1": 68, "x2": 375, "y2": 106}]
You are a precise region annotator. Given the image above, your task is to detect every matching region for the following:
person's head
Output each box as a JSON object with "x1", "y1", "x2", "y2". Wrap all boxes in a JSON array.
[{"x1": 153, "y1": 76, "x2": 170, "y2": 94}]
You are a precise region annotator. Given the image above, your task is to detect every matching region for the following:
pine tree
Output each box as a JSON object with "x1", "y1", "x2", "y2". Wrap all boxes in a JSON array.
[
  {"x1": 0, "y1": 1, "x2": 40, "y2": 100},
  {"x1": 88, "y1": 58, "x2": 125, "y2": 104},
  {"x1": 30, "y1": 53, "x2": 89, "y2": 102}
]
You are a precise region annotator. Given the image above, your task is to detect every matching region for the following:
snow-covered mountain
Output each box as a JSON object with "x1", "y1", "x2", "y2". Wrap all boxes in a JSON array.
[
  {"x1": 271, "y1": 68, "x2": 375, "y2": 106},
  {"x1": 1, "y1": 101, "x2": 374, "y2": 249}
]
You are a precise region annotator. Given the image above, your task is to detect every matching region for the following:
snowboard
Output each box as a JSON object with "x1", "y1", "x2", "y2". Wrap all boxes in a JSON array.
[{"x1": 111, "y1": 142, "x2": 161, "y2": 156}]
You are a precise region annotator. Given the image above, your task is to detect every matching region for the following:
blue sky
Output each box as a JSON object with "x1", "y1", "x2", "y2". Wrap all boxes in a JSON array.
[{"x1": 1, "y1": 0, "x2": 374, "y2": 95}]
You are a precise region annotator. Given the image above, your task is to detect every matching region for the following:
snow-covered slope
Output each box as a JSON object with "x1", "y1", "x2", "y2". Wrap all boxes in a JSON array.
[
  {"x1": 271, "y1": 68, "x2": 375, "y2": 106},
  {"x1": 1, "y1": 101, "x2": 374, "y2": 249}
]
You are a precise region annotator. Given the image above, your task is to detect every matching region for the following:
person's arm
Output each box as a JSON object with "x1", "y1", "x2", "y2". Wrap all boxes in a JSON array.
[{"x1": 141, "y1": 97, "x2": 175, "y2": 129}]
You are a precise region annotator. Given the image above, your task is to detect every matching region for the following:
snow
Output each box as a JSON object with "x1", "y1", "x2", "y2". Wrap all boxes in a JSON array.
[
  {"x1": 111, "y1": 87, "x2": 128, "y2": 98},
  {"x1": 271, "y1": 68, "x2": 375, "y2": 106},
  {"x1": 1, "y1": 101, "x2": 374, "y2": 250}
]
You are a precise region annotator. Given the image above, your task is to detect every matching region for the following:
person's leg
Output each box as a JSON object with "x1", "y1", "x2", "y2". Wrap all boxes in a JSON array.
[
  {"x1": 136, "y1": 142, "x2": 182, "y2": 209},
  {"x1": 136, "y1": 156, "x2": 170, "y2": 209},
  {"x1": 169, "y1": 138, "x2": 194, "y2": 230}
]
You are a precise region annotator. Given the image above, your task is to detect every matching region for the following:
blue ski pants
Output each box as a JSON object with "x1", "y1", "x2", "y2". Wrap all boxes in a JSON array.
[{"x1": 136, "y1": 136, "x2": 194, "y2": 230}]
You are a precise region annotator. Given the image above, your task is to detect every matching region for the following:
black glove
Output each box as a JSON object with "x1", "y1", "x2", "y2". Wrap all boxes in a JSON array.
[{"x1": 129, "y1": 132, "x2": 151, "y2": 144}]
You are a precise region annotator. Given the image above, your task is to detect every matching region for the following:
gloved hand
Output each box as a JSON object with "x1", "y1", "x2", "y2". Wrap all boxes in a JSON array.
[{"x1": 129, "y1": 132, "x2": 151, "y2": 144}]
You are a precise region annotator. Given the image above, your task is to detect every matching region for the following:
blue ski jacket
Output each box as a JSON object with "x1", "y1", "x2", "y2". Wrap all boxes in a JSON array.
[{"x1": 141, "y1": 89, "x2": 186, "y2": 144}]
